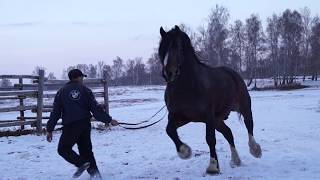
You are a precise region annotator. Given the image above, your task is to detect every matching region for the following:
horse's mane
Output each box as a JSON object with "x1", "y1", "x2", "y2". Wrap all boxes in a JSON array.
[
  {"x1": 178, "y1": 30, "x2": 212, "y2": 69},
  {"x1": 159, "y1": 26, "x2": 212, "y2": 69}
]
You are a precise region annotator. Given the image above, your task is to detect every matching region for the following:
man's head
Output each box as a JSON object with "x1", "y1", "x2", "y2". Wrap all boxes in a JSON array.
[{"x1": 68, "y1": 69, "x2": 87, "y2": 84}]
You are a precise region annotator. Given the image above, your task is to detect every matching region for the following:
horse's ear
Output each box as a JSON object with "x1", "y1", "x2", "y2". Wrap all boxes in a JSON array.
[
  {"x1": 160, "y1": 27, "x2": 166, "y2": 37},
  {"x1": 174, "y1": 25, "x2": 180, "y2": 31}
]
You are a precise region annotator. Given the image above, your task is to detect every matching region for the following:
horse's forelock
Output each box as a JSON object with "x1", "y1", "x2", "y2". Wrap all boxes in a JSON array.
[{"x1": 159, "y1": 27, "x2": 193, "y2": 63}]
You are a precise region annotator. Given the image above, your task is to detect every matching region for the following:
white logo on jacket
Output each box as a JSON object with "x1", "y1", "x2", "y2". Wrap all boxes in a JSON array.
[{"x1": 69, "y1": 90, "x2": 81, "y2": 100}]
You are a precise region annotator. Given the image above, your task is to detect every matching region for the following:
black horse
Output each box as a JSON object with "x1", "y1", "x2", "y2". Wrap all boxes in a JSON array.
[{"x1": 158, "y1": 25, "x2": 262, "y2": 174}]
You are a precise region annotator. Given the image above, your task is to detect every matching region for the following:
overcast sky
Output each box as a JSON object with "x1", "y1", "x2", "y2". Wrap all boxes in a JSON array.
[{"x1": 0, "y1": 0, "x2": 319, "y2": 78}]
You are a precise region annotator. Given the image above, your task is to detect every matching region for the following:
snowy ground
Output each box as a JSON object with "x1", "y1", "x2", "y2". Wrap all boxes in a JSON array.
[{"x1": 1, "y1": 85, "x2": 320, "y2": 180}]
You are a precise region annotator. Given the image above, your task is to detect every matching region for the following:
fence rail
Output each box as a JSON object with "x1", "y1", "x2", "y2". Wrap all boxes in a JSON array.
[
  {"x1": 0, "y1": 75, "x2": 39, "y2": 79},
  {"x1": 0, "y1": 105, "x2": 37, "y2": 113},
  {"x1": 0, "y1": 90, "x2": 37, "y2": 97},
  {"x1": 0, "y1": 120, "x2": 36, "y2": 128},
  {"x1": 0, "y1": 70, "x2": 110, "y2": 134}
]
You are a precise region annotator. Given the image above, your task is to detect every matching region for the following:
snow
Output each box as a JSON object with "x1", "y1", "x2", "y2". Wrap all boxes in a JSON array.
[{"x1": 1, "y1": 85, "x2": 320, "y2": 180}]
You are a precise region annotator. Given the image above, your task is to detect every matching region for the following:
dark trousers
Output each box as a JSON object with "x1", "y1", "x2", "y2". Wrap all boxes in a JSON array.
[{"x1": 57, "y1": 119, "x2": 99, "y2": 175}]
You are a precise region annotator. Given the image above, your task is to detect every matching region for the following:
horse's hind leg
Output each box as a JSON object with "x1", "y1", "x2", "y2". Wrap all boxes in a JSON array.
[
  {"x1": 166, "y1": 113, "x2": 191, "y2": 159},
  {"x1": 240, "y1": 97, "x2": 262, "y2": 158},
  {"x1": 216, "y1": 121, "x2": 241, "y2": 167}
]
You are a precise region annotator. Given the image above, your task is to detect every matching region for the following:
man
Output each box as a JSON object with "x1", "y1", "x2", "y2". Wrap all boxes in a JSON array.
[{"x1": 46, "y1": 69, "x2": 118, "y2": 179}]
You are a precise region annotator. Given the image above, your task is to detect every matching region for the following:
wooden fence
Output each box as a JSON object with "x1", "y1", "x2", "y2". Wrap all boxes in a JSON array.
[{"x1": 0, "y1": 70, "x2": 109, "y2": 134}]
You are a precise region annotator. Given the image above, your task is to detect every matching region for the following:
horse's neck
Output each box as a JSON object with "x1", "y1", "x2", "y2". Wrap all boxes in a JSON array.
[
  {"x1": 182, "y1": 52, "x2": 200, "y2": 77},
  {"x1": 173, "y1": 55, "x2": 200, "y2": 88}
]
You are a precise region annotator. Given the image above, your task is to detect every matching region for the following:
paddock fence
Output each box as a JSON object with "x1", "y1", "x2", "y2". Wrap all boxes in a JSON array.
[{"x1": 0, "y1": 70, "x2": 109, "y2": 134}]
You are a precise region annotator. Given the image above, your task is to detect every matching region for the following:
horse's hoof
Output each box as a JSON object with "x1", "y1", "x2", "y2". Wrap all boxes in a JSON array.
[
  {"x1": 206, "y1": 169, "x2": 220, "y2": 175},
  {"x1": 206, "y1": 158, "x2": 220, "y2": 175},
  {"x1": 230, "y1": 159, "x2": 241, "y2": 168},
  {"x1": 230, "y1": 155, "x2": 241, "y2": 168},
  {"x1": 230, "y1": 147, "x2": 241, "y2": 168},
  {"x1": 206, "y1": 168, "x2": 220, "y2": 175},
  {"x1": 178, "y1": 144, "x2": 192, "y2": 159},
  {"x1": 249, "y1": 142, "x2": 262, "y2": 158}
]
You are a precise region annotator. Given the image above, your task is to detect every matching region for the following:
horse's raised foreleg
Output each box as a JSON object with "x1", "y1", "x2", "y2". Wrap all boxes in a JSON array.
[
  {"x1": 166, "y1": 113, "x2": 191, "y2": 159},
  {"x1": 205, "y1": 119, "x2": 220, "y2": 174},
  {"x1": 216, "y1": 121, "x2": 241, "y2": 167}
]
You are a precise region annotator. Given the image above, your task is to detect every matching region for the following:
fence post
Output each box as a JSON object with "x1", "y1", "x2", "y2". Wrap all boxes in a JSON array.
[
  {"x1": 103, "y1": 70, "x2": 109, "y2": 114},
  {"x1": 36, "y1": 70, "x2": 44, "y2": 134},
  {"x1": 18, "y1": 77, "x2": 25, "y2": 130}
]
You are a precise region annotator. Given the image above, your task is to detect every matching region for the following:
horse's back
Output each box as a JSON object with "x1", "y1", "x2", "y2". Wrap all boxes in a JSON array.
[{"x1": 214, "y1": 66, "x2": 249, "y2": 96}]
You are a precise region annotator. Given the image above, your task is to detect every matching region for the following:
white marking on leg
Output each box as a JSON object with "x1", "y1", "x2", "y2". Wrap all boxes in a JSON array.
[
  {"x1": 206, "y1": 157, "x2": 219, "y2": 174},
  {"x1": 178, "y1": 144, "x2": 192, "y2": 159},
  {"x1": 230, "y1": 146, "x2": 241, "y2": 167},
  {"x1": 164, "y1": 51, "x2": 169, "y2": 66},
  {"x1": 249, "y1": 134, "x2": 256, "y2": 144},
  {"x1": 249, "y1": 134, "x2": 262, "y2": 158}
]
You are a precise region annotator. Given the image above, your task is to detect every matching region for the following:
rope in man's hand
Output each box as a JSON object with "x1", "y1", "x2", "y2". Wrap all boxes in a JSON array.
[{"x1": 105, "y1": 119, "x2": 119, "y2": 128}]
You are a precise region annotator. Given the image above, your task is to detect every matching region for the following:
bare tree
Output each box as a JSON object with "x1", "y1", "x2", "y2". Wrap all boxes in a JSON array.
[
  {"x1": 310, "y1": 16, "x2": 320, "y2": 80},
  {"x1": 300, "y1": 7, "x2": 313, "y2": 81},
  {"x1": 61, "y1": 69, "x2": 69, "y2": 79},
  {"x1": 111, "y1": 57, "x2": 124, "y2": 86},
  {"x1": 97, "y1": 61, "x2": 106, "y2": 78},
  {"x1": 125, "y1": 59, "x2": 136, "y2": 84},
  {"x1": 47, "y1": 72, "x2": 56, "y2": 80},
  {"x1": 32, "y1": 66, "x2": 46, "y2": 76},
  {"x1": 199, "y1": 5, "x2": 230, "y2": 66},
  {"x1": 147, "y1": 50, "x2": 163, "y2": 85},
  {"x1": 229, "y1": 20, "x2": 245, "y2": 73},
  {"x1": 266, "y1": 14, "x2": 281, "y2": 86},
  {"x1": 279, "y1": 9, "x2": 303, "y2": 84},
  {"x1": 245, "y1": 14, "x2": 264, "y2": 87},
  {"x1": 133, "y1": 57, "x2": 147, "y2": 85},
  {"x1": 102, "y1": 64, "x2": 112, "y2": 83},
  {"x1": 88, "y1": 64, "x2": 97, "y2": 78}
]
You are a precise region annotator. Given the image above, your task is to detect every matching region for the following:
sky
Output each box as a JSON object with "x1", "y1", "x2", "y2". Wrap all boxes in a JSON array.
[{"x1": 0, "y1": 0, "x2": 319, "y2": 78}]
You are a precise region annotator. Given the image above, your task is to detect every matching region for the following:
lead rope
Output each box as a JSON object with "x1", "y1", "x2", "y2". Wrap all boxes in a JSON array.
[{"x1": 117, "y1": 105, "x2": 167, "y2": 130}]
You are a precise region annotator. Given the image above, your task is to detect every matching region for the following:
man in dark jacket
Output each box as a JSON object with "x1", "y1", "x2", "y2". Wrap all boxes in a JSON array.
[{"x1": 46, "y1": 69, "x2": 118, "y2": 179}]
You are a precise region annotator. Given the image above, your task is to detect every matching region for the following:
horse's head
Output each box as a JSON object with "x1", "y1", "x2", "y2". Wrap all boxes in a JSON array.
[{"x1": 158, "y1": 25, "x2": 191, "y2": 83}]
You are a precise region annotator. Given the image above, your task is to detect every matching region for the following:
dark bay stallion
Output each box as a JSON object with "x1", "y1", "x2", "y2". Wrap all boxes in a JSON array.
[{"x1": 158, "y1": 25, "x2": 262, "y2": 174}]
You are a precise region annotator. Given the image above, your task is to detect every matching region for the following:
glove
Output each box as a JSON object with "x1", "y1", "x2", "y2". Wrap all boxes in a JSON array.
[
  {"x1": 105, "y1": 119, "x2": 119, "y2": 127},
  {"x1": 110, "y1": 119, "x2": 119, "y2": 126}
]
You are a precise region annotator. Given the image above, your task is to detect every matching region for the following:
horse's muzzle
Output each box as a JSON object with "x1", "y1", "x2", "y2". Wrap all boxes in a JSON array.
[{"x1": 163, "y1": 68, "x2": 180, "y2": 83}]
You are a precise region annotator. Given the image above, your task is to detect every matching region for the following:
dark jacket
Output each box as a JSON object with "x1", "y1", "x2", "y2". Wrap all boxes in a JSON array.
[{"x1": 46, "y1": 81, "x2": 112, "y2": 132}]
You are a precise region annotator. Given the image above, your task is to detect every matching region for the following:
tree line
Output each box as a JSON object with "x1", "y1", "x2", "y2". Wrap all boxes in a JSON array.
[
  {"x1": 59, "y1": 54, "x2": 163, "y2": 86},
  {"x1": 190, "y1": 5, "x2": 320, "y2": 88},
  {"x1": 1, "y1": 5, "x2": 319, "y2": 88},
  {"x1": 59, "y1": 5, "x2": 319, "y2": 88},
  {"x1": 0, "y1": 53, "x2": 164, "y2": 87}
]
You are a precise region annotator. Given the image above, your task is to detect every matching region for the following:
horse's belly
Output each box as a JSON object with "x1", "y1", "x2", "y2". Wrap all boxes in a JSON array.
[{"x1": 167, "y1": 103, "x2": 207, "y2": 121}]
